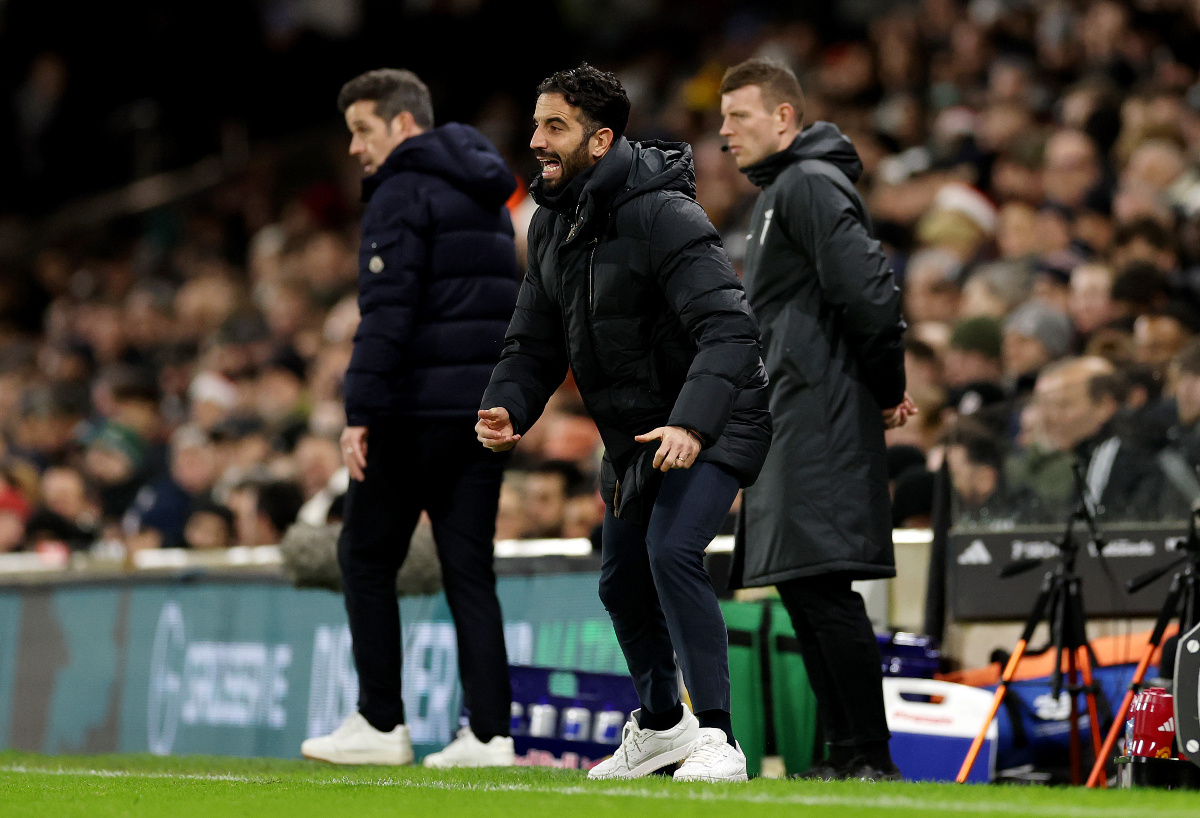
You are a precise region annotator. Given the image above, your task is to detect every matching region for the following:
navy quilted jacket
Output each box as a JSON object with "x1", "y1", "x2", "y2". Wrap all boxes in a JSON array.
[{"x1": 345, "y1": 123, "x2": 519, "y2": 426}]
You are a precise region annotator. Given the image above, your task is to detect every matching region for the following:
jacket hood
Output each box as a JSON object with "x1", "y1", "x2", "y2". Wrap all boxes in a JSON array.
[
  {"x1": 363, "y1": 123, "x2": 517, "y2": 207},
  {"x1": 530, "y1": 137, "x2": 695, "y2": 243},
  {"x1": 740, "y1": 122, "x2": 863, "y2": 188}
]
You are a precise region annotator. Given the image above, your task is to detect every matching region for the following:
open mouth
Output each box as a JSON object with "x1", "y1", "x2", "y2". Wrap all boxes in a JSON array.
[{"x1": 538, "y1": 157, "x2": 562, "y2": 180}]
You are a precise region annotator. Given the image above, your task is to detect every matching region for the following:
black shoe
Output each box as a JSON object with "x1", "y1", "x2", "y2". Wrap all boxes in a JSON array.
[
  {"x1": 794, "y1": 763, "x2": 844, "y2": 781},
  {"x1": 843, "y1": 761, "x2": 903, "y2": 782}
]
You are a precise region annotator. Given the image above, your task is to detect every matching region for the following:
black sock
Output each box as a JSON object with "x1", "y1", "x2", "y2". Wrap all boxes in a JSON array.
[
  {"x1": 471, "y1": 727, "x2": 505, "y2": 743},
  {"x1": 857, "y1": 739, "x2": 896, "y2": 771},
  {"x1": 636, "y1": 702, "x2": 684, "y2": 731},
  {"x1": 695, "y1": 709, "x2": 735, "y2": 746}
]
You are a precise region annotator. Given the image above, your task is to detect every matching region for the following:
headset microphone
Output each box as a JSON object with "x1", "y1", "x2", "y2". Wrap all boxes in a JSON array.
[{"x1": 720, "y1": 144, "x2": 730, "y2": 152}]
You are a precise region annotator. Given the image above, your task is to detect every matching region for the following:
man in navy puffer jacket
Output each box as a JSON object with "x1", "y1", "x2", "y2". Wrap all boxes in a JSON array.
[{"x1": 301, "y1": 68, "x2": 519, "y2": 769}]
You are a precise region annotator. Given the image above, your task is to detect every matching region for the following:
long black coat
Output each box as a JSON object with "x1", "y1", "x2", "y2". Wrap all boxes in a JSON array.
[
  {"x1": 345, "y1": 123, "x2": 518, "y2": 426},
  {"x1": 732, "y1": 123, "x2": 906, "y2": 587},
  {"x1": 482, "y1": 137, "x2": 771, "y2": 524}
]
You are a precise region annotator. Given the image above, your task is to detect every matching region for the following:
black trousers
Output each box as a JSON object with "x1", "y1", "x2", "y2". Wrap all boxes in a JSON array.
[
  {"x1": 776, "y1": 573, "x2": 891, "y2": 751},
  {"x1": 337, "y1": 419, "x2": 511, "y2": 740},
  {"x1": 599, "y1": 462, "x2": 739, "y2": 715}
]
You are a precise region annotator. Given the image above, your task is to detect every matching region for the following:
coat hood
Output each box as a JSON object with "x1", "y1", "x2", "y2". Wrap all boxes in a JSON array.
[
  {"x1": 740, "y1": 122, "x2": 863, "y2": 188},
  {"x1": 530, "y1": 137, "x2": 695, "y2": 243},
  {"x1": 363, "y1": 123, "x2": 517, "y2": 208}
]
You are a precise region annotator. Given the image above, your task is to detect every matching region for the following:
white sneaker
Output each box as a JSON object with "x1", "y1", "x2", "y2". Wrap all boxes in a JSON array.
[
  {"x1": 301, "y1": 712, "x2": 413, "y2": 765},
  {"x1": 673, "y1": 728, "x2": 748, "y2": 783},
  {"x1": 587, "y1": 704, "x2": 700, "y2": 780},
  {"x1": 422, "y1": 727, "x2": 515, "y2": 768}
]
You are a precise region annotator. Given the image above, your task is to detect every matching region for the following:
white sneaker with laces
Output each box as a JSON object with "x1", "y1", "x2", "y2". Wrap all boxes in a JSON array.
[
  {"x1": 587, "y1": 704, "x2": 700, "y2": 780},
  {"x1": 422, "y1": 727, "x2": 515, "y2": 768},
  {"x1": 673, "y1": 728, "x2": 749, "y2": 783},
  {"x1": 301, "y1": 712, "x2": 413, "y2": 765}
]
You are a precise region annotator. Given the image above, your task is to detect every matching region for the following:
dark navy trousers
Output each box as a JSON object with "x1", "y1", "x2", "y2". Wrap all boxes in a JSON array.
[
  {"x1": 599, "y1": 461, "x2": 739, "y2": 715},
  {"x1": 338, "y1": 420, "x2": 511, "y2": 741}
]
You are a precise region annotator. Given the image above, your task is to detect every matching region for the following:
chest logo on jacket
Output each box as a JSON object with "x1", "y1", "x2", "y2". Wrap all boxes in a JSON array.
[
  {"x1": 759, "y1": 209, "x2": 774, "y2": 245},
  {"x1": 368, "y1": 255, "x2": 385, "y2": 273}
]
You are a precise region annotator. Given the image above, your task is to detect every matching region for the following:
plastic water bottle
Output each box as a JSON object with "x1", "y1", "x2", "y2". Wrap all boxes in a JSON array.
[
  {"x1": 592, "y1": 707, "x2": 625, "y2": 744},
  {"x1": 561, "y1": 705, "x2": 592, "y2": 741},
  {"x1": 528, "y1": 702, "x2": 558, "y2": 738}
]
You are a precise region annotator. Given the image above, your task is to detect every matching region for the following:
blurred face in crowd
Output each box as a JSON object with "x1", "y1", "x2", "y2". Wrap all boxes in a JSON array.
[
  {"x1": 1174, "y1": 367, "x2": 1200, "y2": 428},
  {"x1": 1134, "y1": 314, "x2": 1190, "y2": 368},
  {"x1": 294, "y1": 435, "x2": 341, "y2": 500},
  {"x1": 1123, "y1": 141, "x2": 1185, "y2": 193},
  {"x1": 171, "y1": 438, "x2": 217, "y2": 496},
  {"x1": 996, "y1": 203, "x2": 1039, "y2": 260},
  {"x1": 344, "y1": 100, "x2": 423, "y2": 175},
  {"x1": 1042, "y1": 130, "x2": 1100, "y2": 209},
  {"x1": 1003, "y1": 330, "x2": 1052, "y2": 378},
  {"x1": 523, "y1": 471, "x2": 568, "y2": 538},
  {"x1": 719, "y1": 85, "x2": 801, "y2": 168},
  {"x1": 185, "y1": 510, "x2": 232, "y2": 550},
  {"x1": 562, "y1": 494, "x2": 603, "y2": 539},
  {"x1": 256, "y1": 368, "x2": 303, "y2": 422},
  {"x1": 530, "y1": 93, "x2": 614, "y2": 193},
  {"x1": 1069, "y1": 265, "x2": 1115, "y2": 334},
  {"x1": 1035, "y1": 363, "x2": 1117, "y2": 451},
  {"x1": 41, "y1": 467, "x2": 90, "y2": 520},
  {"x1": 946, "y1": 444, "x2": 998, "y2": 507},
  {"x1": 904, "y1": 254, "x2": 961, "y2": 323}
]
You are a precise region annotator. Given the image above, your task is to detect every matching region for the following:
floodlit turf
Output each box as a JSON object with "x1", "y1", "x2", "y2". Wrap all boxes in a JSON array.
[{"x1": 3, "y1": 752, "x2": 1200, "y2": 818}]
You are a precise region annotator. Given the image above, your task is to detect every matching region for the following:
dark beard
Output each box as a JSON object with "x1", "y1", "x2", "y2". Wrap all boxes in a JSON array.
[{"x1": 537, "y1": 135, "x2": 593, "y2": 193}]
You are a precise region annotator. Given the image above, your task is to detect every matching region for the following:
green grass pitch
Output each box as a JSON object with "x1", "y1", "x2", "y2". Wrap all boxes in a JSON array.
[{"x1": 4, "y1": 751, "x2": 1200, "y2": 817}]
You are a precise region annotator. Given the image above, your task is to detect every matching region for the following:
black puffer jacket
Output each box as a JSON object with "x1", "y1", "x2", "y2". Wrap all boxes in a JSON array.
[
  {"x1": 732, "y1": 123, "x2": 906, "y2": 587},
  {"x1": 345, "y1": 123, "x2": 518, "y2": 426},
  {"x1": 482, "y1": 137, "x2": 771, "y2": 523}
]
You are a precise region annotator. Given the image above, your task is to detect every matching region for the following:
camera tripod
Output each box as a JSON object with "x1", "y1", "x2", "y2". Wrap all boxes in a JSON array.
[
  {"x1": 1084, "y1": 502, "x2": 1200, "y2": 787},
  {"x1": 957, "y1": 464, "x2": 1105, "y2": 785}
]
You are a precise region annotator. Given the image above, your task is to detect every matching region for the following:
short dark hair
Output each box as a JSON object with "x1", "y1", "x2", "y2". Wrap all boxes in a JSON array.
[
  {"x1": 719, "y1": 58, "x2": 806, "y2": 125},
  {"x1": 337, "y1": 68, "x2": 434, "y2": 130},
  {"x1": 1113, "y1": 217, "x2": 1174, "y2": 252},
  {"x1": 536, "y1": 63, "x2": 630, "y2": 140},
  {"x1": 1088, "y1": 371, "x2": 1128, "y2": 405},
  {"x1": 951, "y1": 419, "x2": 1005, "y2": 473},
  {"x1": 256, "y1": 480, "x2": 305, "y2": 538},
  {"x1": 528, "y1": 460, "x2": 589, "y2": 497},
  {"x1": 1112, "y1": 261, "x2": 1170, "y2": 310}
]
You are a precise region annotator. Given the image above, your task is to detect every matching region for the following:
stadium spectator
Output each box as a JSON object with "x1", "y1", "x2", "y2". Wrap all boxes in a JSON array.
[
  {"x1": 1002, "y1": 301, "x2": 1073, "y2": 390},
  {"x1": 123, "y1": 425, "x2": 221, "y2": 551},
  {"x1": 519, "y1": 461, "x2": 584, "y2": 539},
  {"x1": 943, "y1": 317, "x2": 1003, "y2": 388},
  {"x1": 1021, "y1": 357, "x2": 1163, "y2": 519}
]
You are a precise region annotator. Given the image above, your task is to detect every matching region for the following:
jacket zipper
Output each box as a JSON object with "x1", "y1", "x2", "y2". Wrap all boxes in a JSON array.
[{"x1": 587, "y1": 240, "x2": 598, "y2": 311}]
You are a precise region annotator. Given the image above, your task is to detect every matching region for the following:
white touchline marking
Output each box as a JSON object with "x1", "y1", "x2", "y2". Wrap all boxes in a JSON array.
[{"x1": 0, "y1": 765, "x2": 1179, "y2": 817}]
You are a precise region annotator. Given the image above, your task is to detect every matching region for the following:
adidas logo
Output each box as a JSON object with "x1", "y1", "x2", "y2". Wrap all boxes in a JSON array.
[
  {"x1": 957, "y1": 540, "x2": 993, "y2": 566},
  {"x1": 1160, "y1": 718, "x2": 1175, "y2": 732}
]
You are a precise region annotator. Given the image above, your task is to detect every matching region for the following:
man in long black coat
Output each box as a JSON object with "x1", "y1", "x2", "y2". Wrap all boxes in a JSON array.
[
  {"x1": 719, "y1": 59, "x2": 914, "y2": 781},
  {"x1": 478, "y1": 64, "x2": 771, "y2": 783},
  {"x1": 303, "y1": 68, "x2": 519, "y2": 769}
]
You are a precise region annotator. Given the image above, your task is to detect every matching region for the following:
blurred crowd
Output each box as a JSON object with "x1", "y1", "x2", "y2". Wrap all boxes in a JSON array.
[{"x1": 8, "y1": 0, "x2": 1200, "y2": 559}]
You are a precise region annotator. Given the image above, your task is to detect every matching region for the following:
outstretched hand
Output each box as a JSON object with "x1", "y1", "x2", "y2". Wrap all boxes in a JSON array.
[
  {"x1": 635, "y1": 426, "x2": 701, "y2": 472},
  {"x1": 476, "y1": 407, "x2": 521, "y2": 452},
  {"x1": 882, "y1": 393, "x2": 918, "y2": 429}
]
